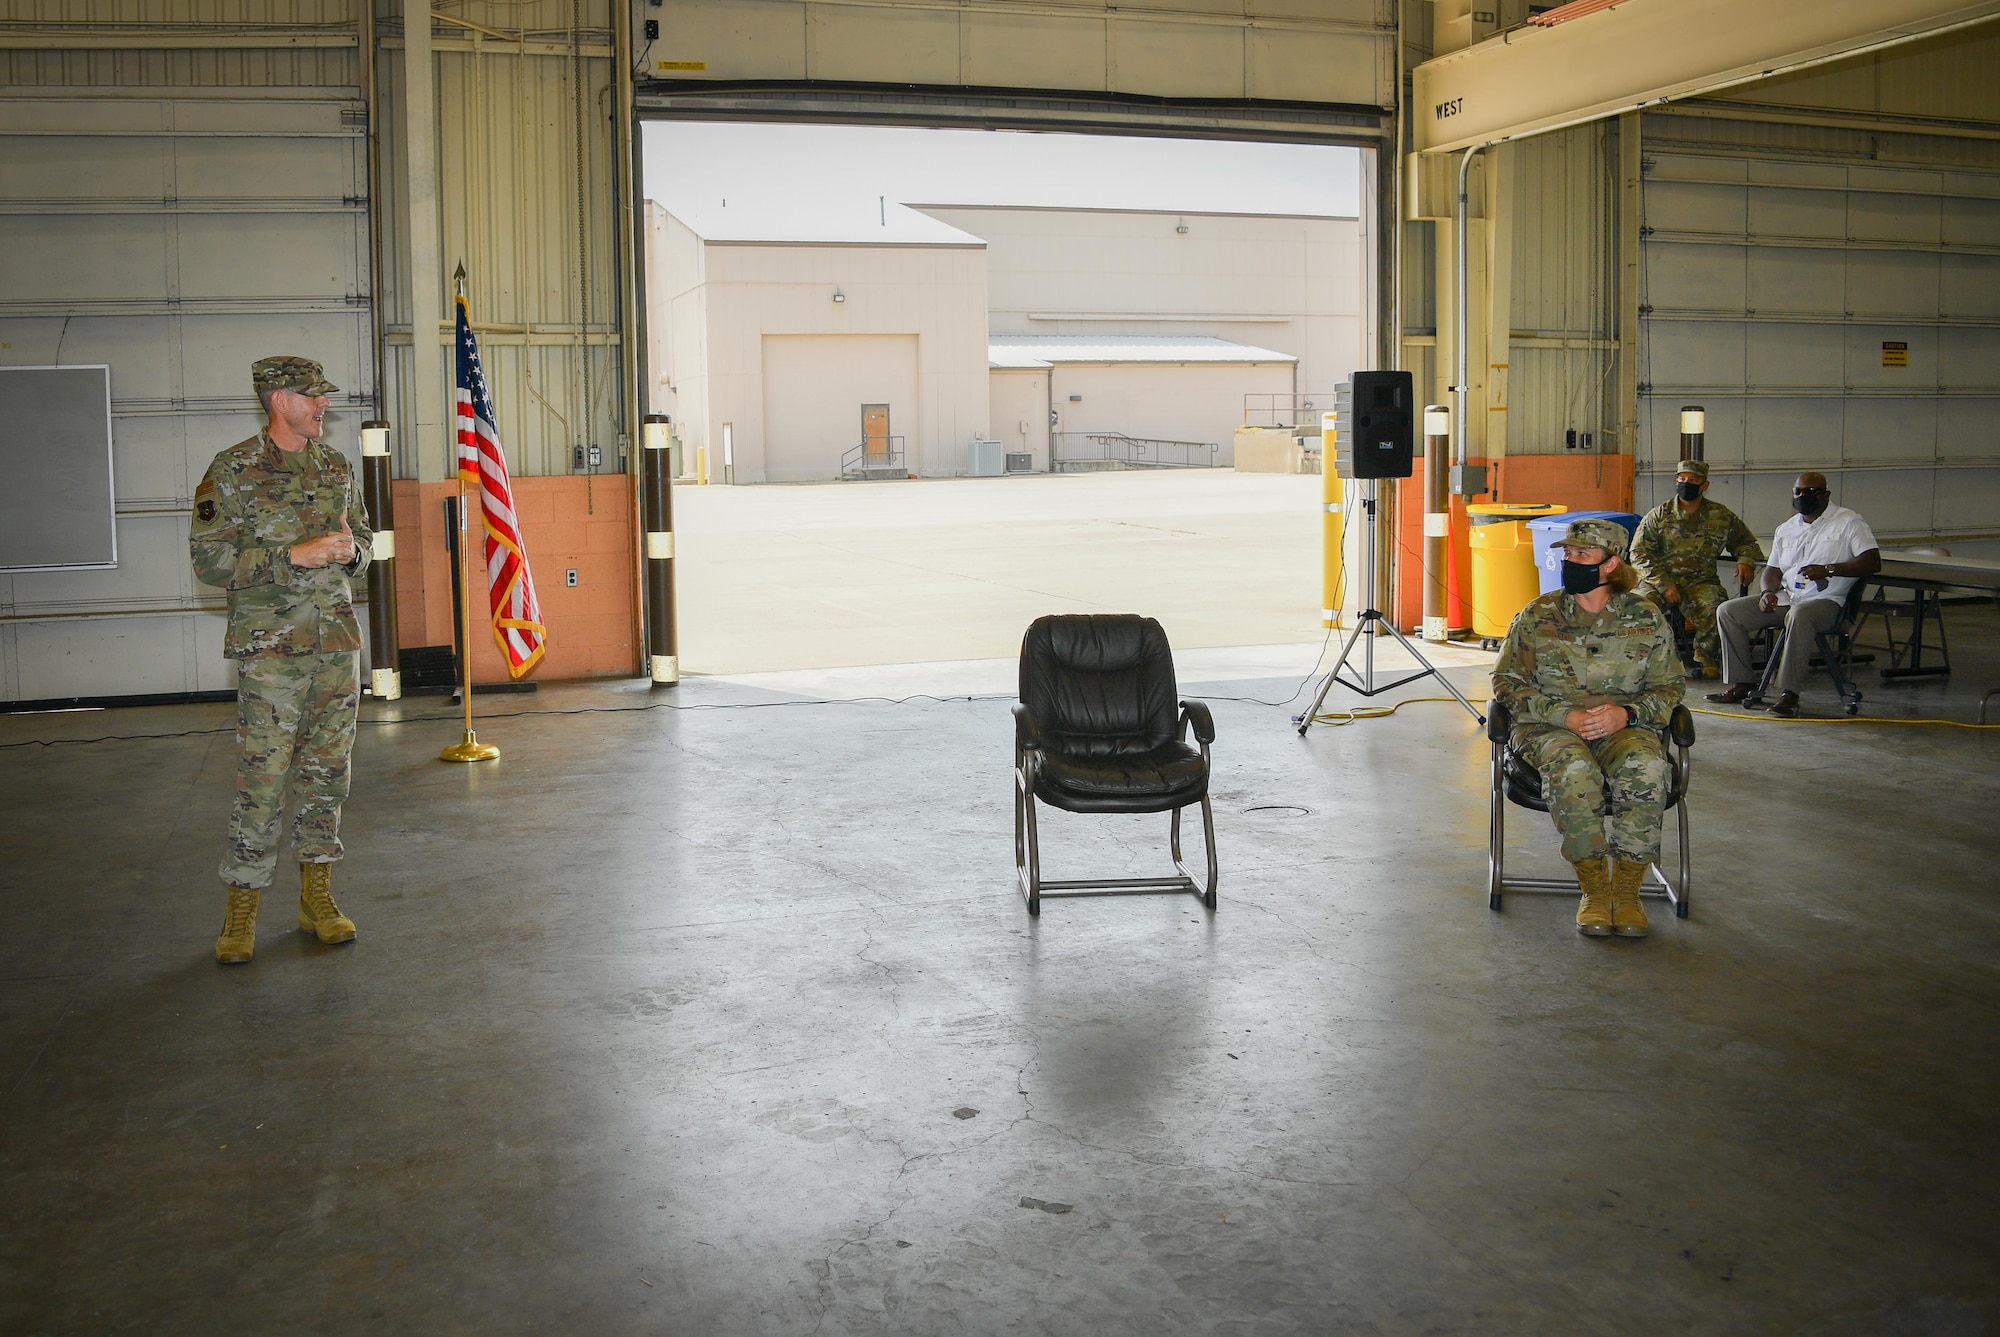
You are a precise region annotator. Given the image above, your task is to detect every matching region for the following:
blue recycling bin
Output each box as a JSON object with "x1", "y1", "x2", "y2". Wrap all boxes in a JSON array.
[{"x1": 1527, "y1": 510, "x2": 1642, "y2": 594}]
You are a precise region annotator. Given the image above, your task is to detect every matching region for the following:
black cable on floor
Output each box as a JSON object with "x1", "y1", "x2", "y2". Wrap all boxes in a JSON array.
[{"x1": 0, "y1": 691, "x2": 1020, "y2": 749}]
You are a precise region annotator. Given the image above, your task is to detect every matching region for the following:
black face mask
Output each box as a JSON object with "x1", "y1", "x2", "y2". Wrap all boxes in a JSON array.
[
  {"x1": 1561, "y1": 559, "x2": 1606, "y2": 595},
  {"x1": 1676, "y1": 480, "x2": 1703, "y2": 502},
  {"x1": 1793, "y1": 489, "x2": 1828, "y2": 517}
]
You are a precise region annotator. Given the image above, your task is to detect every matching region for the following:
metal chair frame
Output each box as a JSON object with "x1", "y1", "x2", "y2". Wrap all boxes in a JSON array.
[
  {"x1": 1485, "y1": 700, "x2": 1695, "y2": 919},
  {"x1": 1745, "y1": 582, "x2": 1869, "y2": 716},
  {"x1": 1014, "y1": 702, "x2": 1218, "y2": 918}
]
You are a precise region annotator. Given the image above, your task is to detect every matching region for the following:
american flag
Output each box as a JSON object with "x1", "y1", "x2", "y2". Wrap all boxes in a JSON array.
[{"x1": 455, "y1": 293, "x2": 547, "y2": 677}]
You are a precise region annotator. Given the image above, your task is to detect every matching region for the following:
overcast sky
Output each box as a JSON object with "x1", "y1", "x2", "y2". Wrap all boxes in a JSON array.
[{"x1": 642, "y1": 121, "x2": 1361, "y2": 220}]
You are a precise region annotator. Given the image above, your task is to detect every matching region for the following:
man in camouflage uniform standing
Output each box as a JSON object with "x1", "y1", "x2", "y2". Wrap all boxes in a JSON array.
[
  {"x1": 191, "y1": 356, "x2": 372, "y2": 964},
  {"x1": 1629, "y1": 459, "x2": 1763, "y2": 678},
  {"x1": 1492, "y1": 518, "x2": 1685, "y2": 938}
]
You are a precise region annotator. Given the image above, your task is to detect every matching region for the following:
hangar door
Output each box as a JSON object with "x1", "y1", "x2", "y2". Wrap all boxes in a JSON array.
[
  {"x1": 645, "y1": 0, "x2": 1393, "y2": 108},
  {"x1": 0, "y1": 92, "x2": 373, "y2": 704},
  {"x1": 1638, "y1": 120, "x2": 2000, "y2": 542}
]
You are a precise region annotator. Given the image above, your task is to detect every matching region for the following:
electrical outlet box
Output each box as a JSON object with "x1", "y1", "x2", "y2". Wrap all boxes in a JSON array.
[
  {"x1": 587, "y1": 444, "x2": 602, "y2": 468},
  {"x1": 643, "y1": 19, "x2": 659, "y2": 38},
  {"x1": 565, "y1": 569, "x2": 578, "y2": 587}
]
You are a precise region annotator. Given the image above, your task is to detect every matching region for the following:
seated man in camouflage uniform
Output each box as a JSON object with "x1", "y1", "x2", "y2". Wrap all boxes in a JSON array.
[
  {"x1": 1629, "y1": 459, "x2": 1763, "y2": 679},
  {"x1": 1492, "y1": 518, "x2": 1686, "y2": 939},
  {"x1": 190, "y1": 355, "x2": 373, "y2": 964}
]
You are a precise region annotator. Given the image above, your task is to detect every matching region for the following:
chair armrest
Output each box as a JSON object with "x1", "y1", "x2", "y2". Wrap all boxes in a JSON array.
[
  {"x1": 1485, "y1": 699, "x2": 1512, "y2": 744},
  {"x1": 1179, "y1": 699, "x2": 1216, "y2": 745},
  {"x1": 1668, "y1": 704, "x2": 1695, "y2": 748},
  {"x1": 1012, "y1": 702, "x2": 1042, "y2": 753}
]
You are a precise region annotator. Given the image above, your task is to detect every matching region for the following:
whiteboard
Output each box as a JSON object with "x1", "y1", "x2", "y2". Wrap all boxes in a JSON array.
[{"x1": 0, "y1": 364, "x2": 117, "y2": 572}]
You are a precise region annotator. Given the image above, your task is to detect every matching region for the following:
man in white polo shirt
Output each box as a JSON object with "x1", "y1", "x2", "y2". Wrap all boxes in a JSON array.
[{"x1": 1708, "y1": 472, "x2": 1882, "y2": 717}]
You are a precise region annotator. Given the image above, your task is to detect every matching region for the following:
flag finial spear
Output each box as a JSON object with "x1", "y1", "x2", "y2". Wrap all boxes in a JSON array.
[{"x1": 453, "y1": 261, "x2": 467, "y2": 297}]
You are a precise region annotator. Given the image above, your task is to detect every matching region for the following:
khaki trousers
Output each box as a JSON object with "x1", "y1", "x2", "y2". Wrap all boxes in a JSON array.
[{"x1": 1716, "y1": 595, "x2": 1843, "y2": 696}]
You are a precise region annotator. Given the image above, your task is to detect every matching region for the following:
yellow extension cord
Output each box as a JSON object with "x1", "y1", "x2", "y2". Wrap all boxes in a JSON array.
[
  {"x1": 1308, "y1": 698, "x2": 2000, "y2": 731},
  {"x1": 1306, "y1": 696, "x2": 1465, "y2": 727},
  {"x1": 1688, "y1": 706, "x2": 2000, "y2": 730}
]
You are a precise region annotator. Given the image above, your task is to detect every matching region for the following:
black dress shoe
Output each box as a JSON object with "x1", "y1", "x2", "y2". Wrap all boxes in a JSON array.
[
  {"x1": 1705, "y1": 683, "x2": 1755, "y2": 704},
  {"x1": 1768, "y1": 691, "x2": 1800, "y2": 718}
]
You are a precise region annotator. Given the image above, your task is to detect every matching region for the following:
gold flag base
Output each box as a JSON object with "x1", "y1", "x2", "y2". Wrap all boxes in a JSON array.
[{"x1": 440, "y1": 729, "x2": 500, "y2": 763}]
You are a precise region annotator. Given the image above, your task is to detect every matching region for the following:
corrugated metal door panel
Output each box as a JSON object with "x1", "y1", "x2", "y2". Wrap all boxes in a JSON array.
[
  {"x1": 1935, "y1": 469, "x2": 2000, "y2": 531},
  {"x1": 1647, "y1": 321, "x2": 1746, "y2": 387},
  {"x1": 1, "y1": 136, "x2": 167, "y2": 196},
  {"x1": 1943, "y1": 196, "x2": 2000, "y2": 245},
  {"x1": 1848, "y1": 252, "x2": 1942, "y2": 319},
  {"x1": 1747, "y1": 322, "x2": 1842, "y2": 386},
  {"x1": 1940, "y1": 327, "x2": 2000, "y2": 381},
  {"x1": 1648, "y1": 244, "x2": 1746, "y2": 309},
  {"x1": 1942, "y1": 256, "x2": 2000, "y2": 314},
  {"x1": 0, "y1": 217, "x2": 172, "y2": 301},
  {"x1": 1644, "y1": 181, "x2": 1747, "y2": 232},
  {"x1": 1846, "y1": 397, "x2": 1938, "y2": 465},
  {"x1": 0, "y1": 89, "x2": 370, "y2": 701},
  {"x1": 1748, "y1": 189, "x2": 1845, "y2": 238},
  {"x1": 1749, "y1": 250, "x2": 1845, "y2": 317},
  {"x1": 1743, "y1": 399, "x2": 1838, "y2": 466}
]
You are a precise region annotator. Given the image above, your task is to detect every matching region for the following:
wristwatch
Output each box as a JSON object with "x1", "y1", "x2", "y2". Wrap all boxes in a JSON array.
[{"x1": 1623, "y1": 705, "x2": 1638, "y2": 728}]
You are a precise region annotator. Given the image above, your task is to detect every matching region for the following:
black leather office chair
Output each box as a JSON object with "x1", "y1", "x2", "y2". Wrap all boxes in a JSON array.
[
  {"x1": 1013, "y1": 614, "x2": 1217, "y2": 917},
  {"x1": 1745, "y1": 581, "x2": 1868, "y2": 716},
  {"x1": 1485, "y1": 699, "x2": 1695, "y2": 918}
]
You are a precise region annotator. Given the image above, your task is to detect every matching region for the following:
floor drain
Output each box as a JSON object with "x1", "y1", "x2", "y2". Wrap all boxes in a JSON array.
[{"x1": 1242, "y1": 805, "x2": 1312, "y2": 818}]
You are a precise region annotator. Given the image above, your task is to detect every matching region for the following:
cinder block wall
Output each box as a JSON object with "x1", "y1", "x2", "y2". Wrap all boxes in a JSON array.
[{"x1": 391, "y1": 475, "x2": 638, "y2": 681}]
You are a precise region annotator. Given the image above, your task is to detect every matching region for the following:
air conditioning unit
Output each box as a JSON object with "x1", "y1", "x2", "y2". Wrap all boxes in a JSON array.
[
  {"x1": 967, "y1": 439, "x2": 1005, "y2": 477},
  {"x1": 1005, "y1": 452, "x2": 1034, "y2": 474}
]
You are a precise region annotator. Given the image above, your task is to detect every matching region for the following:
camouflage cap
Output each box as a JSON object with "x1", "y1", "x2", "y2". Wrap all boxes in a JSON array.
[
  {"x1": 251, "y1": 355, "x2": 339, "y2": 397},
  {"x1": 1675, "y1": 458, "x2": 1710, "y2": 480},
  {"x1": 1548, "y1": 517, "x2": 1630, "y2": 558}
]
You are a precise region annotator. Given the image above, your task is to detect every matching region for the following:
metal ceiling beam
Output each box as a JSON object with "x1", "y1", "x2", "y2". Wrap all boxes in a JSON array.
[{"x1": 1411, "y1": 0, "x2": 2000, "y2": 154}]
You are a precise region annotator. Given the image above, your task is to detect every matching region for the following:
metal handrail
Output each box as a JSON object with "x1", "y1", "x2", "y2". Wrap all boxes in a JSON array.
[
  {"x1": 1054, "y1": 431, "x2": 1219, "y2": 470},
  {"x1": 840, "y1": 435, "x2": 906, "y2": 478},
  {"x1": 1242, "y1": 392, "x2": 1340, "y2": 430}
]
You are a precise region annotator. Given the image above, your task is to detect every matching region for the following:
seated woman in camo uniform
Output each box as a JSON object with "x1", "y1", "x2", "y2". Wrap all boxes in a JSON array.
[{"x1": 1490, "y1": 518, "x2": 1686, "y2": 939}]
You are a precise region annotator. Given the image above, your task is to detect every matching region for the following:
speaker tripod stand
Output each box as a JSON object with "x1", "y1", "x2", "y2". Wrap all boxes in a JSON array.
[{"x1": 1295, "y1": 478, "x2": 1485, "y2": 737}]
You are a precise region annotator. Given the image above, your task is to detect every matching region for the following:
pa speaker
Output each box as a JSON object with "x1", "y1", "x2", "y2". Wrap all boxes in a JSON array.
[{"x1": 1334, "y1": 371, "x2": 1415, "y2": 480}]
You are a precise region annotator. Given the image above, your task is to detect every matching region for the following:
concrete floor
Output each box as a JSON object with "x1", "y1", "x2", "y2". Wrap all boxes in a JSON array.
[
  {"x1": 3, "y1": 609, "x2": 1999, "y2": 1333},
  {"x1": 674, "y1": 471, "x2": 1325, "y2": 674}
]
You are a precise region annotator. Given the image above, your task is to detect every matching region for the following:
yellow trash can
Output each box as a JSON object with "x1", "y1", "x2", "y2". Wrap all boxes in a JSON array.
[{"x1": 1466, "y1": 503, "x2": 1568, "y2": 640}]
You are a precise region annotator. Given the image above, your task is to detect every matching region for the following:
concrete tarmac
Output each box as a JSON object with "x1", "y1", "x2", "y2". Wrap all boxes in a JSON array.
[
  {"x1": 673, "y1": 471, "x2": 1327, "y2": 674},
  {"x1": 2, "y1": 613, "x2": 1998, "y2": 1333}
]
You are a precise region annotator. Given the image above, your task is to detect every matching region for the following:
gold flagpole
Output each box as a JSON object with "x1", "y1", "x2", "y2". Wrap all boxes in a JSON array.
[{"x1": 442, "y1": 263, "x2": 498, "y2": 763}]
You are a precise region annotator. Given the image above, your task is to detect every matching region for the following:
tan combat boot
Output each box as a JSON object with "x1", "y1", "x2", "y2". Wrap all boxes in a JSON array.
[
  {"x1": 1610, "y1": 859, "x2": 1650, "y2": 938},
  {"x1": 215, "y1": 885, "x2": 260, "y2": 964},
  {"x1": 1573, "y1": 858, "x2": 1614, "y2": 937},
  {"x1": 297, "y1": 862, "x2": 356, "y2": 944}
]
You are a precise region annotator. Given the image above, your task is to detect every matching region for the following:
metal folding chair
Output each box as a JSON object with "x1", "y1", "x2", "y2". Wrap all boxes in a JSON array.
[
  {"x1": 1485, "y1": 699, "x2": 1695, "y2": 918},
  {"x1": 1745, "y1": 582, "x2": 1869, "y2": 716}
]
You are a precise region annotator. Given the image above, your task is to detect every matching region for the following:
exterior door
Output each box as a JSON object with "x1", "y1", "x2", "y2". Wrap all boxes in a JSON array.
[{"x1": 863, "y1": 404, "x2": 890, "y2": 464}]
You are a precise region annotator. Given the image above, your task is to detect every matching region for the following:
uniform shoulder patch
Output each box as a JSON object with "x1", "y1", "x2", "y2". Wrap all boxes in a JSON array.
[{"x1": 194, "y1": 497, "x2": 219, "y2": 524}]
